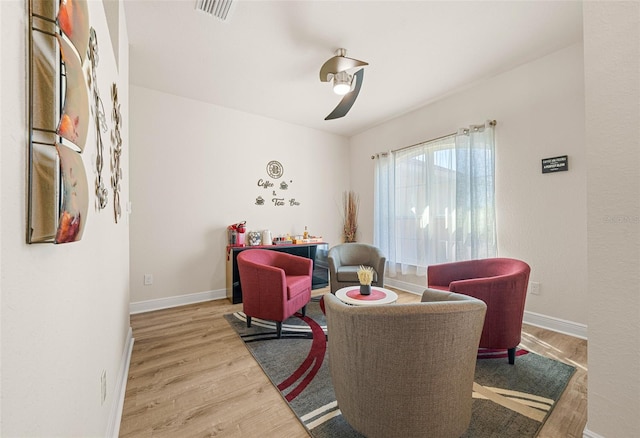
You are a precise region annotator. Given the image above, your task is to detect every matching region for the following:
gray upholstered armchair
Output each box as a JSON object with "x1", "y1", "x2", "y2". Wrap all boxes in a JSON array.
[
  {"x1": 324, "y1": 289, "x2": 487, "y2": 438},
  {"x1": 328, "y1": 243, "x2": 386, "y2": 294}
]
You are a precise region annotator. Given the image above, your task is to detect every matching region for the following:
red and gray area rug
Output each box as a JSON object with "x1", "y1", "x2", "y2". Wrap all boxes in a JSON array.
[{"x1": 225, "y1": 297, "x2": 575, "y2": 438}]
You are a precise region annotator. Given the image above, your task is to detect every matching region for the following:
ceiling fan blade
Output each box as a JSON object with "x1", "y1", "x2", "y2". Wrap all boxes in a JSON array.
[
  {"x1": 325, "y1": 69, "x2": 364, "y2": 120},
  {"x1": 319, "y1": 56, "x2": 368, "y2": 82}
]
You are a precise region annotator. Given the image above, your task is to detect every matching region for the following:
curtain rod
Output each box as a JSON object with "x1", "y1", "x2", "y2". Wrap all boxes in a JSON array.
[{"x1": 371, "y1": 120, "x2": 496, "y2": 159}]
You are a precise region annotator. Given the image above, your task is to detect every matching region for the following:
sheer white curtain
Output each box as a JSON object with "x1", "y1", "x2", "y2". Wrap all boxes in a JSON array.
[
  {"x1": 373, "y1": 152, "x2": 397, "y2": 275},
  {"x1": 374, "y1": 121, "x2": 496, "y2": 277},
  {"x1": 455, "y1": 122, "x2": 497, "y2": 260}
]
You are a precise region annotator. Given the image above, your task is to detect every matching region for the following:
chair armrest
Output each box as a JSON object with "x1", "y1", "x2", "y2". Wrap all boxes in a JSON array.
[
  {"x1": 363, "y1": 246, "x2": 384, "y2": 279},
  {"x1": 328, "y1": 248, "x2": 341, "y2": 271},
  {"x1": 421, "y1": 288, "x2": 483, "y2": 303},
  {"x1": 239, "y1": 261, "x2": 288, "y2": 301},
  {"x1": 448, "y1": 275, "x2": 527, "y2": 313},
  {"x1": 374, "y1": 255, "x2": 386, "y2": 282},
  {"x1": 427, "y1": 263, "x2": 467, "y2": 288},
  {"x1": 281, "y1": 254, "x2": 313, "y2": 277}
]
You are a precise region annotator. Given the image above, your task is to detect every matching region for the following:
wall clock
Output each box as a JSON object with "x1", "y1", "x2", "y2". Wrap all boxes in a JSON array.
[{"x1": 266, "y1": 160, "x2": 283, "y2": 179}]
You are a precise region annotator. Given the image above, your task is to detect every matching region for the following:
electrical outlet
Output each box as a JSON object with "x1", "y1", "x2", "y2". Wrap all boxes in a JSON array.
[
  {"x1": 100, "y1": 370, "x2": 107, "y2": 405},
  {"x1": 529, "y1": 281, "x2": 540, "y2": 295},
  {"x1": 144, "y1": 274, "x2": 153, "y2": 285}
]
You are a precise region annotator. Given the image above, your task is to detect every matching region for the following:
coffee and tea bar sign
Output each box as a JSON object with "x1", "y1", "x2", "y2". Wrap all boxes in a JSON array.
[
  {"x1": 541, "y1": 155, "x2": 568, "y2": 174},
  {"x1": 255, "y1": 160, "x2": 301, "y2": 207}
]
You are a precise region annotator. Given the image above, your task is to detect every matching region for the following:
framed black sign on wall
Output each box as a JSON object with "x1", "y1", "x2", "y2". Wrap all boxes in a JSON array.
[{"x1": 542, "y1": 155, "x2": 569, "y2": 174}]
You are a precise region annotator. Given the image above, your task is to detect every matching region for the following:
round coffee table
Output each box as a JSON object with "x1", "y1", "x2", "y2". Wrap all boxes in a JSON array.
[{"x1": 335, "y1": 286, "x2": 398, "y2": 306}]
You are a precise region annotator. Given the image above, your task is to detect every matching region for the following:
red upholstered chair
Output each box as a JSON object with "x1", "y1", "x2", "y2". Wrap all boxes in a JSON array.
[
  {"x1": 427, "y1": 258, "x2": 531, "y2": 364},
  {"x1": 237, "y1": 249, "x2": 313, "y2": 338}
]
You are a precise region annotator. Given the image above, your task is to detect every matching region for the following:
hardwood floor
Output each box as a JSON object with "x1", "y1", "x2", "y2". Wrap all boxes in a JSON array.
[{"x1": 119, "y1": 288, "x2": 587, "y2": 437}]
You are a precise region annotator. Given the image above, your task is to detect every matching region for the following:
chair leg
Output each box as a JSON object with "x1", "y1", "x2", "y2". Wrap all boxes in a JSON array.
[
  {"x1": 301, "y1": 305, "x2": 307, "y2": 317},
  {"x1": 508, "y1": 347, "x2": 516, "y2": 365},
  {"x1": 246, "y1": 315, "x2": 252, "y2": 328},
  {"x1": 276, "y1": 321, "x2": 282, "y2": 338}
]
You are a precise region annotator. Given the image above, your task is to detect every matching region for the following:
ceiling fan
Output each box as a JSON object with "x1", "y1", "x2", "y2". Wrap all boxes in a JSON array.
[{"x1": 319, "y1": 48, "x2": 368, "y2": 120}]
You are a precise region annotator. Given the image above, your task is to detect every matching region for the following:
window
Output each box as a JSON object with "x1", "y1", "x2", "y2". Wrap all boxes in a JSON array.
[{"x1": 374, "y1": 122, "x2": 496, "y2": 276}]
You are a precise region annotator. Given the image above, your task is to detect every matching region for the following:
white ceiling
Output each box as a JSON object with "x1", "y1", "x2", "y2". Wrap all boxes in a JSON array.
[{"x1": 123, "y1": 0, "x2": 583, "y2": 137}]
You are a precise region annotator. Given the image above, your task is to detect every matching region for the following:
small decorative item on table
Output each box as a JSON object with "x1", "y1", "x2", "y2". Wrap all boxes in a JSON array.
[
  {"x1": 357, "y1": 265, "x2": 374, "y2": 295},
  {"x1": 273, "y1": 236, "x2": 293, "y2": 245},
  {"x1": 248, "y1": 231, "x2": 262, "y2": 246}
]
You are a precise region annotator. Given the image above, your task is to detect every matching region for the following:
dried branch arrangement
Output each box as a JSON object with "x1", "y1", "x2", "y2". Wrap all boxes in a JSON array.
[
  {"x1": 357, "y1": 265, "x2": 374, "y2": 285},
  {"x1": 342, "y1": 190, "x2": 359, "y2": 243}
]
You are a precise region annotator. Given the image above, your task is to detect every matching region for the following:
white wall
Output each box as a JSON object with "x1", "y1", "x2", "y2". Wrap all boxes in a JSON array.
[
  {"x1": 584, "y1": 2, "x2": 640, "y2": 437},
  {"x1": 1, "y1": 1, "x2": 130, "y2": 436},
  {"x1": 349, "y1": 44, "x2": 587, "y2": 328},
  {"x1": 0, "y1": 0, "x2": 4, "y2": 432},
  {"x1": 129, "y1": 86, "x2": 350, "y2": 306}
]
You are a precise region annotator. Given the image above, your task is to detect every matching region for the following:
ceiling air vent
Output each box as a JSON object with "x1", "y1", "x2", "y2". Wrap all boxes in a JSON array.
[{"x1": 195, "y1": 0, "x2": 235, "y2": 22}]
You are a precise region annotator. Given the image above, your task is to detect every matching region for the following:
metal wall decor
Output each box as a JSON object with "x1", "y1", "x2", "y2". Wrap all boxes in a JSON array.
[
  {"x1": 28, "y1": 0, "x2": 91, "y2": 244},
  {"x1": 254, "y1": 160, "x2": 301, "y2": 207},
  {"x1": 110, "y1": 83, "x2": 123, "y2": 222},
  {"x1": 88, "y1": 27, "x2": 109, "y2": 211}
]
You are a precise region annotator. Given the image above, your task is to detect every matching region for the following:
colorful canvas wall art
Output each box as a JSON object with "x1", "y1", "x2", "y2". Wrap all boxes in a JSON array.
[
  {"x1": 31, "y1": 29, "x2": 57, "y2": 134},
  {"x1": 55, "y1": 143, "x2": 89, "y2": 243},
  {"x1": 29, "y1": 143, "x2": 59, "y2": 243},
  {"x1": 28, "y1": 0, "x2": 91, "y2": 244},
  {"x1": 57, "y1": 0, "x2": 89, "y2": 62},
  {"x1": 56, "y1": 34, "x2": 89, "y2": 149}
]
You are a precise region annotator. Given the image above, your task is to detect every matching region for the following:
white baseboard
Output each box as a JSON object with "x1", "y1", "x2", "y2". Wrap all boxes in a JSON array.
[
  {"x1": 523, "y1": 310, "x2": 587, "y2": 340},
  {"x1": 583, "y1": 426, "x2": 605, "y2": 438},
  {"x1": 385, "y1": 280, "x2": 588, "y2": 340},
  {"x1": 384, "y1": 278, "x2": 424, "y2": 295},
  {"x1": 106, "y1": 327, "x2": 134, "y2": 438},
  {"x1": 129, "y1": 289, "x2": 227, "y2": 314}
]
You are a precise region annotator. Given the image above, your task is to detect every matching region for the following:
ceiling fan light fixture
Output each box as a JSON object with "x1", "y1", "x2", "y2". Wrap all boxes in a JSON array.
[
  {"x1": 319, "y1": 48, "x2": 368, "y2": 120},
  {"x1": 333, "y1": 71, "x2": 352, "y2": 95}
]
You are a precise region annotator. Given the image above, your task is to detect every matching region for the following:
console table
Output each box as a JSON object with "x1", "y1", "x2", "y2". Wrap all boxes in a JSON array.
[{"x1": 226, "y1": 242, "x2": 329, "y2": 304}]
